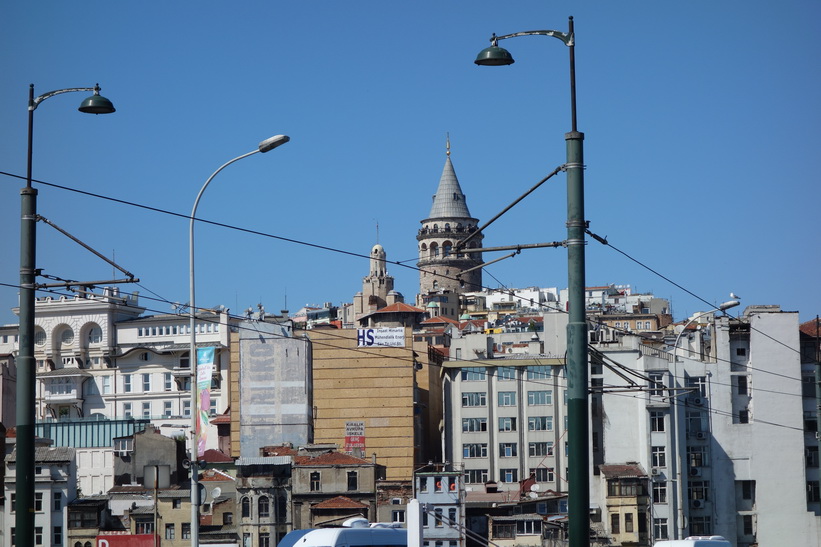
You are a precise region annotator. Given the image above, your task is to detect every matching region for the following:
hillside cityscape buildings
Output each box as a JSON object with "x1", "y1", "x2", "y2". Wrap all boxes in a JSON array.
[{"x1": 0, "y1": 151, "x2": 819, "y2": 547}]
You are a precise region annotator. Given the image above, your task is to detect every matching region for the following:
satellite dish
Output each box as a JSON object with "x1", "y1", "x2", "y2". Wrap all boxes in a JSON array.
[
  {"x1": 528, "y1": 492, "x2": 538, "y2": 499},
  {"x1": 530, "y1": 484, "x2": 541, "y2": 492},
  {"x1": 211, "y1": 487, "x2": 222, "y2": 500}
]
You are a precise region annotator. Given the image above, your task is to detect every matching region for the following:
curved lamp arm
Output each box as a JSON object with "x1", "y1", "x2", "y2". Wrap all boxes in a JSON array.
[
  {"x1": 673, "y1": 299, "x2": 740, "y2": 359},
  {"x1": 490, "y1": 29, "x2": 573, "y2": 47}
]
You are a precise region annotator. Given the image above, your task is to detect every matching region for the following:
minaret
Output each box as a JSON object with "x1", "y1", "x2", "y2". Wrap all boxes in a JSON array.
[
  {"x1": 416, "y1": 139, "x2": 483, "y2": 319},
  {"x1": 354, "y1": 243, "x2": 399, "y2": 320}
]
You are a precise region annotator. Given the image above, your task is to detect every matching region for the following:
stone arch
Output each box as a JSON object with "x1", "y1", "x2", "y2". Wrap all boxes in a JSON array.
[{"x1": 442, "y1": 241, "x2": 453, "y2": 257}]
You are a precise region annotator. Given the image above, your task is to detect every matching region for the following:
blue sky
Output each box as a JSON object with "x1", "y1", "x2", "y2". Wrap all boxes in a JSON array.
[{"x1": 1, "y1": 1, "x2": 819, "y2": 327}]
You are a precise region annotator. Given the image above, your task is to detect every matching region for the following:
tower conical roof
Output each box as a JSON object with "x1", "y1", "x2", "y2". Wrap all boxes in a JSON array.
[{"x1": 427, "y1": 156, "x2": 473, "y2": 220}]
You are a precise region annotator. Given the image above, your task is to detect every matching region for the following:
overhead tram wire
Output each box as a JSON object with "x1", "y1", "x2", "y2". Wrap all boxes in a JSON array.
[{"x1": 2, "y1": 170, "x2": 807, "y2": 368}]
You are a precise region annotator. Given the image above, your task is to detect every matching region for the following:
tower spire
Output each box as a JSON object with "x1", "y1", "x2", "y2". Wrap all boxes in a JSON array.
[{"x1": 446, "y1": 132, "x2": 451, "y2": 157}]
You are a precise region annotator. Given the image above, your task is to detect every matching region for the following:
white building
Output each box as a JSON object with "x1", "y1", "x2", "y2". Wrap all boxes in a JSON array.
[{"x1": 591, "y1": 305, "x2": 821, "y2": 546}]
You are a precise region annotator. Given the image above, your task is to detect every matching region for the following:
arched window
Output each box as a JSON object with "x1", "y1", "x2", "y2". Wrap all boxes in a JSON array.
[
  {"x1": 444, "y1": 223, "x2": 450, "y2": 232},
  {"x1": 87, "y1": 325, "x2": 103, "y2": 345},
  {"x1": 443, "y1": 242, "x2": 452, "y2": 257},
  {"x1": 430, "y1": 243, "x2": 439, "y2": 258},
  {"x1": 258, "y1": 496, "x2": 270, "y2": 518},
  {"x1": 242, "y1": 496, "x2": 251, "y2": 518}
]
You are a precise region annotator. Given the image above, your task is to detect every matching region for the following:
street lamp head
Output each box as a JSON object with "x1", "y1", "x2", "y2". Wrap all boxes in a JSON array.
[
  {"x1": 718, "y1": 299, "x2": 740, "y2": 312},
  {"x1": 475, "y1": 43, "x2": 515, "y2": 66},
  {"x1": 78, "y1": 84, "x2": 116, "y2": 115},
  {"x1": 259, "y1": 134, "x2": 290, "y2": 153}
]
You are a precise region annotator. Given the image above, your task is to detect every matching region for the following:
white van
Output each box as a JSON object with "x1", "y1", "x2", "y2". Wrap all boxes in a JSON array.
[
  {"x1": 653, "y1": 536, "x2": 732, "y2": 547},
  {"x1": 289, "y1": 527, "x2": 407, "y2": 547}
]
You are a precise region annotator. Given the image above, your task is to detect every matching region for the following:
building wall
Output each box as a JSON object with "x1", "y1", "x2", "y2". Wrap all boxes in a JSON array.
[
  {"x1": 309, "y1": 328, "x2": 418, "y2": 481},
  {"x1": 237, "y1": 321, "x2": 312, "y2": 458}
]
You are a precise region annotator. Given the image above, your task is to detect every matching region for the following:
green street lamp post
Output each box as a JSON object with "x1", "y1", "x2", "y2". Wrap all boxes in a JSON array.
[
  {"x1": 475, "y1": 17, "x2": 589, "y2": 546},
  {"x1": 17, "y1": 84, "x2": 115, "y2": 546}
]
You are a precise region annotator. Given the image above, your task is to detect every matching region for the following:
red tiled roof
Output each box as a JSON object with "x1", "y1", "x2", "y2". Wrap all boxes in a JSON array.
[
  {"x1": 421, "y1": 315, "x2": 459, "y2": 325},
  {"x1": 800, "y1": 319, "x2": 821, "y2": 337},
  {"x1": 262, "y1": 445, "x2": 299, "y2": 458},
  {"x1": 296, "y1": 452, "x2": 372, "y2": 466},
  {"x1": 210, "y1": 413, "x2": 231, "y2": 425},
  {"x1": 200, "y1": 469, "x2": 234, "y2": 482},
  {"x1": 599, "y1": 464, "x2": 646, "y2": 479},
  {"x1": 371, "y1": 302, "x2": 425, "y2": 314},
  {"x1": 313, "y1": 495, "x2": 369, "y2": 509},
  {"x1": 201, "y1": 449, "x2": 233, "y2": 464}
]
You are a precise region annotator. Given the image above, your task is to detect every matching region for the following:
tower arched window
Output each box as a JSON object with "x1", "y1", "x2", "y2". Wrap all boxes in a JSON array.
[
  {"x1": 444, "y1": 223, "x2": 450, "y2": 232},
  {"x1": 443, "y1": 242, "x2": 452, "y2": 257},
  {"x1": 433, "y1": 224, "x2": 438, "y2": 233},
  {"x1": 430, "y1": 243, "x2": 439, "y2": 258}
]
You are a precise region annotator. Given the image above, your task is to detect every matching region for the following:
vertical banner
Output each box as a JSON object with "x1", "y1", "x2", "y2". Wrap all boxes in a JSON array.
[{"x1": 196, "y1": 347, "x2": 215, "y2": 457}]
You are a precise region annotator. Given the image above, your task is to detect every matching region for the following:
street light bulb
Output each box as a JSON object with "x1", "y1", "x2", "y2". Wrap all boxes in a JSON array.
[{"x1": 259, "y1": 135, "x2": 290, "y2": 153}]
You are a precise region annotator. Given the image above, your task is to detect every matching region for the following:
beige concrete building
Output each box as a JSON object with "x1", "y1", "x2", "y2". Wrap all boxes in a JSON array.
[{"x1": 307, "y1": 328, "x2": 442, "y2": 481}]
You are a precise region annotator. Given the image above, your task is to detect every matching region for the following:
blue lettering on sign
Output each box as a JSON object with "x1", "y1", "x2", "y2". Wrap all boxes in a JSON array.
[{"x1": 357, "y1": 329, "x2": 375, "y2": 346}]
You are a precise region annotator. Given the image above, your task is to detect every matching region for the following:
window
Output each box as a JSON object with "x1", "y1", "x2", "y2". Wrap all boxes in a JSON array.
[
  {"x1": 53, "y1": 526, "x2": 62, "y2": 546},
  {"x1": 102, "y1": 376, "x2": 111, "y2": 395},
  {"x1": 462, "y1": 392, "x2": 486, "y2": 407},
  {"x1": 688, "y1": 445, "x2": 707, "y2": 468},
  {"x1": 243, "y1": 534, "x2": 251, "y2": 547},
  {"x1": 688, "y1": 480, "x2": 710, "y2": 501},
  {"x1": 625, "y1": 513, "x2": 634, "y2": 533},
  {"x1": 142, "y1": 373, "x2": 151, "y2": 392},
  {"x1": 464, "y1": 469, "x2": 488, "y2": 484},
  {"x1": 499, "y1": 442, "x2": 517, "y2": 457},
  {"x1": 686, "y1": 376, "x2": 707, "y2": 397},
  {"x1": 500, "y1": 469, "x2": 518, "y2": 482},
  {"x1": 164, "y1": 401, "x2": 172, "y2": 417},
  {"x1": 123, "y1": 374, "x2": 132, "y2": 393},
  {"x1": 259, "y1": 532, "x2": 270, "y2": 547},
  {"x1": 434, "y1": 477, "x2": 444, "y2": 491},
  {"x1": 310, "y1": 471, "x2": 321, "y2": 491},
  {"x1": 689, "y1": 516, "x2": 711, "y2": 536},
  {"x1": 448, "y1": 508, "x2": 457, "y2": 524},
  {"x1": 737, "y1": 375, "x2": 748, "y2": 395},
  {"x1": 347, "y1": 471, "x2": 358, "y2": 491},
  {"x1": 461, "y1": 367, "x2": 486, "y2": 381},
  {"x1": 173, "y1": 498, "x2": 182, "y2": 509},
  {"x1": 650, "y1": 411, "x2": 665, "y2": 432},
  {"x1": 528, "y1": 416, "x2": 552, "y2": 431},
  {"x1": 114, "y1": 437, "x2": 133, "y2": 454},
  {"x1": 241, "y1": 497, "x2": 251, "y2": 518},
  {"x1": 53, "y1": 492, "x2": 62, "y2": 511},
  {"x1": 165, "y1": 373, "x2": 173, "y2": 391},
  {"x1": 461, "y1": 418, "x2": 486, "y2": 432},
  {"x1": 35, "y1": 329, "x2": 46, "y2": 346},
  {"x1": 652, "y1": 446, "x2": 666, "y2": 468},
  {"x1": 527, "y1": 366, "x2": 551, "y2": 379},
  {"x1": 741, "y1": 480, "x2": 755, "y2": 501},
  {"x1": 493, "y1": 523, "x2": 515, "y2": 539},
  {"x1": 434, "y1": 508, "x2": 443, "y2": 527},
  {"x1": 142, "y1": 402, "x2": 151, "y2": 418},
  {"x1": 498, "y1": 391, "x2": 516, "y2": 406},
  {"x1": 808, "y1": 481, "x2": 821, "y2": 503},
  {"x1": 498, "y1": 417, "x2": 517, "y2": 432},
  {"x1": 463, "y1": 443, "x2": 488, "y2": 458},
  {"x1": 497, "y1": 367, "x2": 516, "y2": 380},
  {"x1": 135, "y1": 520, "x2": 154, "y2": 534},
  {"x1": 392, "y1": 510, "x2": 406, "y2": 523},
  {"x1": 611, "y1": 513, "x2": 620, "y2": 534},
  {"x1": 517, "y1": 520, "x2": 542, "y2": 535},
  {"x1": 742, "y1": 515, "x2": 754, "y2": 536},
  {"x1": 165, "y1": 524, "x2": 175, "y2": 540},
  {"x1": 806, "y1": 446, "x2": 819, "y2": 468},
  {"x1": 738, "y1": 409, "x2": 750, "y2": 424},
  {"x1": 182, "y1": 523, "x2": 191, "y2": 539},
  {"x1": 527, "y1": 390, "x2": 552, "y2": 405},
  {"x1": 258, "y1": 496, "x2": 270, "y2": 518},
  {"x1": 223, "y1": 512, "x2": 233, "y2": 525},
  {"x1": 531, "y1": 467, "x2": 554, "y2": 482},
  {"x1": 529, "y1": 442, "x2": 553, "y2": 457},
  {"x1": 35, "y1": 492, "x2": 43, "y2": 511},
  {"x1": 183, "y1": 400, "x2": 191, "y2": 417},
  {"x1": 653, "y1": 482, "x2": 667, "y2": 504},
  {"x1": 653, "y1": 518, "x2": 668, "y2": 540},
  {"x1": 649, "y1": 373, "x2": 665, "y2": 396}
]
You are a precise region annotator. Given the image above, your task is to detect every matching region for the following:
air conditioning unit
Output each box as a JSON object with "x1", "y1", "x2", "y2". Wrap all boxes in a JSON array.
[
  {"x1": 690, "y1": 499, "x2": 704, "y2": 509},
  {"x1": 689, "y1": 396, "x2": 705, "y2": 407},
  {"x1": 651, "y1": 468, "x2": 661, "y2": 476},
  {"x1": 689, "y1": 467, "x2": 702, "y2": 477},
  {"x1": 695, "y1": 431, "x2": 708, "y2": 440}
]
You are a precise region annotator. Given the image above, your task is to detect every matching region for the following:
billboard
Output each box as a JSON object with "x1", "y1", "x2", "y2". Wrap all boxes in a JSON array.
[{"x1": 357, "y1": 327, "x2": 405, "y2": 347}]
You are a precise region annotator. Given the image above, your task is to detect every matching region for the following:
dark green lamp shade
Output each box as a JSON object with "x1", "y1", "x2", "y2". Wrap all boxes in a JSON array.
[
  {"x1": 474, "y1": 46, "x2": 515, "y2": 66},
  {"x1": 78, "y1": 93, "x2": 116, "y2": 114}
]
